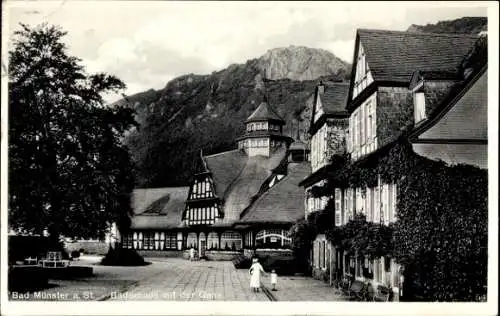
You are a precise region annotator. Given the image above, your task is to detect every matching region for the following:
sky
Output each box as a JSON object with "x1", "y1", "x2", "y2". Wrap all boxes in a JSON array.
[{"x1": 3, "y1": 1, "x2": 489, "y2": 102}]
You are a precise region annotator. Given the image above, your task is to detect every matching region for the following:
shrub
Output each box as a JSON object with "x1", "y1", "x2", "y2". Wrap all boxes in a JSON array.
[
  {"x1": 79, "y1": 248, "x2": 85, "y2": 254},
  {"x1": 100, "y1": 247, "x2": 149, "y2": 266}
]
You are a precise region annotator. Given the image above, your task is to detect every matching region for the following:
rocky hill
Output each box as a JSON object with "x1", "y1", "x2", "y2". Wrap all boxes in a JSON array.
[
  {"x1": 407, "y1": 16, "x2": 487, "y2": 34},
  {"x1": 120, "y1": 46, "x2": 350, "y2": 187},
  {"x1": 258, "y1": 46, "x2": 349, "y2": 81}
]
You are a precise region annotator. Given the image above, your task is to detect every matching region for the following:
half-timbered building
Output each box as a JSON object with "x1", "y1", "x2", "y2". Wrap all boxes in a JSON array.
[
  {"x1": 298, "y1": 82, "x2": 350, "y2": 280},
  {"x1": 123, "y1": 100, "x2": 311, "y2": 260}
]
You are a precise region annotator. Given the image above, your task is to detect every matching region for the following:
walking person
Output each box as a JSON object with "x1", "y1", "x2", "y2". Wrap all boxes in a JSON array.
[{"x1": 249, "y1": 258, "x2": 265, "y2": 292}]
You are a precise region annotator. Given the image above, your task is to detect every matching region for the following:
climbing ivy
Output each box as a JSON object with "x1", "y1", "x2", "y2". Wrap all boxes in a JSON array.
[{"x1": 304, "y1": 137, "x2": 487, "y2": 301}]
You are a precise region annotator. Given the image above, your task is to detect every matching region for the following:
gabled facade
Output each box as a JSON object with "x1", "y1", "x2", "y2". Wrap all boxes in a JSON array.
[
  {"x1": 300, "y1": 82, "x2": 349, "y2": 218},
  {"x1": 310, "y1": 29, "x2": 480, "y2": 299}
]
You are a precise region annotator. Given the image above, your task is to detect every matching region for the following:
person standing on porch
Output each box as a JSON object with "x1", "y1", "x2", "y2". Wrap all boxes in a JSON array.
[{"x1": 249, "y1": 258, "x2": 265, "y2": 292}]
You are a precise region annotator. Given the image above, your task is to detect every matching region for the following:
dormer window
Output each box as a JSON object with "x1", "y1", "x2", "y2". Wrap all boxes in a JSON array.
[{"x1": 414, "y1": 92, "x2": 426, "y2": 123}]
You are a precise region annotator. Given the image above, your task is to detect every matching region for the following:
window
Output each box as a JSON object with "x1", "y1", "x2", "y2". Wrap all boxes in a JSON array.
[
  {"x1": 360, "y1": 106, "x2": 365, "y2": 147},
  {"x1": 143, "y1": 232, "x2": 154, "y2": 250},
  {"x1": 123, "y1": 233, "x2": 133, "y2": 249},
  {"x1": 355, "y1": 188, "x2": 363, "y2": 215},
  {"x1": 346, "y1": 130, "x2": 351, "y2": 153},
  {"x1": 354, "y1": 113, "x2": 360, "y2": 148},
  {"x1": 221, "y1": 231, "x2": 242, "y2": 250},
  {"x1": 207, "y1": 232, "x2": 219, "y2": 250},
  {"x1": 255, "y1": 229, "x2": 291, "y2": 248},
  {"x1": 187, "y1": 233, "x2": 197, "y2": 249},
  {"x1": 414, "y1": 92, "x2": 426, "y2": 123},
  {"x1": 154, "y1": 232, "x2": 160, "y2": 250},
  {"x1": 366, "y1": 103, "x2": 372, "y2": 140},
  {"x1": 345, "y1": 188, "x2": 353, "y2": 222}
]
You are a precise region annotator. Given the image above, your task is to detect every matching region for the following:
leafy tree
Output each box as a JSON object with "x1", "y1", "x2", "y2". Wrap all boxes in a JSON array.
[{"x1": 8, "y1": 23, "x2": 137, "y2": 244}]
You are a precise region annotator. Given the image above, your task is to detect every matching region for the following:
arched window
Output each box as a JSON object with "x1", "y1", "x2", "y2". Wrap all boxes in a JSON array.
[
  {"x1": 255, "y1": 229, "x2": 291, "y2": 248},
  {"x1": 221, "y1": 231, "x2": 242, "y2": 250},
  {"x1": 159, "y1": 232, "x2": 165, "y2": 250},
  {"x1": 187, "y1": 233, "x2": 197, "y2": 249},
  {"x1": 138, "y1": 232, "x2": 144, "y2": 249},
  {"x1": 207, "y1": 232, "x2": 219, "y2": 250},
  {"x1": 133, "y1": 232, "x2": 138, "y2": 249},
  {"x1": 154, "y1": 232, "x2": 160, "y2": 250}
]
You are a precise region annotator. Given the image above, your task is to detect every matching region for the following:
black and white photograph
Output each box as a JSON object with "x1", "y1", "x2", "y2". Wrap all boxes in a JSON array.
[{"x1": 1, "y1": 1, "x2": 498, "y2": 315}]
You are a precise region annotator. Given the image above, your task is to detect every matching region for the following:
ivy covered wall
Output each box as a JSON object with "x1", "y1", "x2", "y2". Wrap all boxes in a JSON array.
[
  {"x1": 376, "y1": 87, "x2": 413, "y2": 147},
  {"x1": 295, "y1": 138, "x2": 487, "y2": 301}
]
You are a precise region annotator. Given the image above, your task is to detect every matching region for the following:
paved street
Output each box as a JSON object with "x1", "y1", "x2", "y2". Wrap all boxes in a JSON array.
[{"x1": 9, "y1": 257, "x2": 346, "y2": 301}]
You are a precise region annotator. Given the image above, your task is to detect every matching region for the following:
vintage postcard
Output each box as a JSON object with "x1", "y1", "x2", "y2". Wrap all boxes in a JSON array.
[{"x1": 1, "y1": 1, "x2": 498, "y2": 315}]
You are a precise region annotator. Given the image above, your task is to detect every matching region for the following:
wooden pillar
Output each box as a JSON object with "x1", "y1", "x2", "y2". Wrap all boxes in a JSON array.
[
  {"x1": 218, "y1": 231, "x2": 222, "y2": 250},
  {"x1": 196, "y1": 231, "x2": 199, "y2": 250}
]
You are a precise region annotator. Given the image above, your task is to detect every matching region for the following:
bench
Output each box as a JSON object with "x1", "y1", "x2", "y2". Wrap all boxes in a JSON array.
[
  {"x1": 39, "y1": 251, "x2": 70, "y2": 268},
  {"x1": 342, "y1": 279, "x2": 367, "y2": 301},
  {"x1": 366, "y1": 284, "x2": 391, "y2": 302},
  {"x1": 24, "y1": 256, "x2": 38, "y2": 265}
]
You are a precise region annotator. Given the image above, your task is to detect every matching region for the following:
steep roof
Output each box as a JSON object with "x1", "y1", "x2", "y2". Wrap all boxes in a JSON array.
[
  {"x1": 203, "y1": 149, "x2": 248, "y2": 199},
  {"x1": 245, "y1": 101, "x2": 286, "y2": 124},
  {"x1": 238, "y1": 162, "x2": 311, "y2": 224},
  {"x1": 356, "y1": 29, "x2": 478, "y2": 83},
  {"x1": 320, "y1": 82, "x2": 350, "y2": 115},
  {"x1": 204, "y1": 147, "x2": 287, "y2": 226},
  {"x1": 130, "y1": 187, "x2": 189, "y2": 229},
  {"x1": 410, "y1": 35, "x2": 488, "y2": 141}
]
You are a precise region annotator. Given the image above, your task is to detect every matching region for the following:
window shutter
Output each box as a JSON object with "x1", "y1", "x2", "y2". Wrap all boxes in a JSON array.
[
  {"x1": 391, "y1": 183, "x2": 397, "y2": 222},
  {"x1": 335, "y1": 188, "x2": 342, "y2": 226},
  {"x1": 371, "y1": 100, "x2": 376, "y2": 141},
  {"x1": 374, "y1": 185, "x2": 380, "y2": 223},
  {"x1": 382, "y1": 184, "x2": 389, "y2": 224}
]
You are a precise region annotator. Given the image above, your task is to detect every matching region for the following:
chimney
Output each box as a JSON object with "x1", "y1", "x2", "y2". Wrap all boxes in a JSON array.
[{"x1": 318, "y1": 81, "x2": 325, "y2": 94}]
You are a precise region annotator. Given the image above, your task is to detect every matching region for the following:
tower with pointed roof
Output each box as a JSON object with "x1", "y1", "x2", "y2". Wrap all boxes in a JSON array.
[{"x1": 237, "y1": 101, "x2": 293, "y2": 157}]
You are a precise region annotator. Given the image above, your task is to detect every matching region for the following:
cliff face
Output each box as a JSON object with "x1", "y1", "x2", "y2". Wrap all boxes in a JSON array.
[
  {"x1": 118, "y1": 47, "x2": 350, "y2": 187},
  {"x1": 257, "y1": 46, "x2": 350, "y2": 81}
]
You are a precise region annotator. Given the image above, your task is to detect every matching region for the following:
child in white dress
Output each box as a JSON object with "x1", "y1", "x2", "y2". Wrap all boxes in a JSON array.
[
  {"x1": 249, "y1": 258, "x2": 265, "y2": 292},
  {"x1": 270, "y1": 270, "x2": 278, "y2": 291}
]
